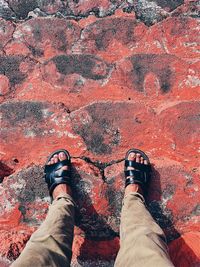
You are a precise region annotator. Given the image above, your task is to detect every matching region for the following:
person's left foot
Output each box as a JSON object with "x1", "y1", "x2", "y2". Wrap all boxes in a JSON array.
[{"x1": 47, "y1": 152, "x2": 72, "y2": 199}]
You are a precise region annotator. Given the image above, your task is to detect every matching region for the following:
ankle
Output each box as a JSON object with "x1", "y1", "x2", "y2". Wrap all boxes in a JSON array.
[
  {"x1": 52, "y1": 184, "x2": 72, "y2": 199},
  {"x1": 125, "y1": 184, "x2": 143, "y2": 196}
]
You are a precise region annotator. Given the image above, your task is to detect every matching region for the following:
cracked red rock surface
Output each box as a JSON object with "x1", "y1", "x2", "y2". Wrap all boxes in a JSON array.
[{"x1": 0, "y1": 1, "x2": 200, "y2": 266}]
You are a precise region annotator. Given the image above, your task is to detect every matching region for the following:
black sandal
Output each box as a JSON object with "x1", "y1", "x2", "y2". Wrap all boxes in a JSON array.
[
  {"x1": 44, "y1": 149, "x2": 72, "y2": 196},
  {"x1": 124, "y1": 148, "x2": 151, "y2": 195}
]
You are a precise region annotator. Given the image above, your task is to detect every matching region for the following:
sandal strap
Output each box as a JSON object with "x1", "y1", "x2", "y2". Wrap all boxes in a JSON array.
[
  {"x1": 125, "y1": 170, "x2": 147, "y2": 188},
  {"x1": 44, "y1": 159, "x2": 70, "y2": 173},
  {"x1": 54, "y1": 169, "x2": 71, "y2": 178},
  {"x1": 125, "y1": 160, "x2": 151, "y2": 172},
  {"x1": 45, "y1": 169, "x2": 71, "y2": 183},
  {"x1": 125, "y1": 169, "x2": 146, "y2": 181}
]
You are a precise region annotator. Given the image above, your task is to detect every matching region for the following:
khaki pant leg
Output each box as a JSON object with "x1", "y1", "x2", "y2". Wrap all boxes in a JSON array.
[
  {"x1": 114, "y1": 193, "x2": 174, "y2": 267},
  {"x1": 11, "y1": 193, "x2": 75, "y2": 267}
]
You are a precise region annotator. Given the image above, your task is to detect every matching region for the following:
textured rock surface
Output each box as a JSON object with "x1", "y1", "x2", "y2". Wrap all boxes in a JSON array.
[{"x1": 0, "y1": 0, "x2": 200, "y2": 266}]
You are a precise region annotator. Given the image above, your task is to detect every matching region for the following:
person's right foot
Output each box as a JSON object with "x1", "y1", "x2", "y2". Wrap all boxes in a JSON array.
[{"x1": 125, "y1": 152, "x2": 148, "y2": 196}]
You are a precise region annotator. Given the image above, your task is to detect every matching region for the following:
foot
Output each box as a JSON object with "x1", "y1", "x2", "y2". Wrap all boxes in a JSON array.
[
  {"x1": 47, "y1": 152, "x2": 72, "y2": 199},
  {"x1": 125, "y1": 152, "x2": 148, "y2": 196}
]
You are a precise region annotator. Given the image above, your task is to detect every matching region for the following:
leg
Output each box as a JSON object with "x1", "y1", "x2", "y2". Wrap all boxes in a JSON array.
[
  {"x1": 11, "y1": 152, "x2": 75, "y2": 267},
  {"x1": 114, "y1": 152, "x2": 174, "y2": 267}
]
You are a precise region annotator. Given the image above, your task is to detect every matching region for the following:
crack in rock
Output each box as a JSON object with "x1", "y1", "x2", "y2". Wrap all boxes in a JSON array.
[
  {"x1": 73, "y1": 156, "x2": 124, "y2": 182},
  {"x1": 1, "y1": 0, "x2": 194, "y2": 27}
]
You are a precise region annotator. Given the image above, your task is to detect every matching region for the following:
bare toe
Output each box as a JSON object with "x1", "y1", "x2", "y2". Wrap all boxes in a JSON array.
[
  {"x1": 58, "y1": 152, "x2": 68, "y2": 170},
  {"x1": 59, "y1": 152, "x2": 67, "y2": 161},
  {"x1": 136, "y1": 153, "x2": 141, "y2": 163},
  {"x1": 128, "y1": 152, "x2": 136, "y2": 161},
  {"x1": 141, "y1": 157, "x2": 144, "y2": 164},
  {"x1": 50, "y1": 158, "x2": 55, "y2": 164},
  {"x1": 52, "y1": 154, "x2": 58, "y2": 163},
  {"x1": 127, "y1": 153, "x2": 136, "y2": 172},
  {"x1": 144, "y1": 159, "x2": 148, "y2": 165},
  {"x1": 54, "y1": 157, "x2": 58, "y2": 163}
]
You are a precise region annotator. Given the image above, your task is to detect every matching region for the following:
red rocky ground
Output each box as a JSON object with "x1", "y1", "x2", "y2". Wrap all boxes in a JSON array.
[{"x1": 0, "y1": 0, "x2": 200, "y2": 266}]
